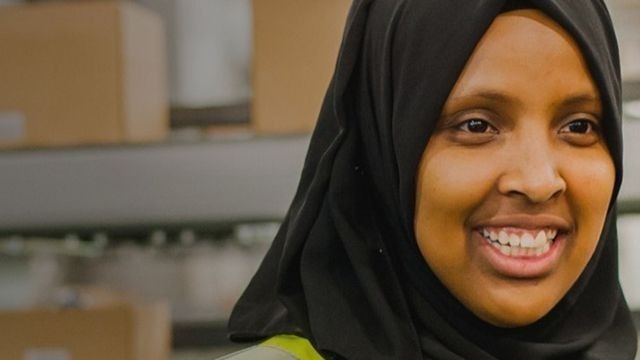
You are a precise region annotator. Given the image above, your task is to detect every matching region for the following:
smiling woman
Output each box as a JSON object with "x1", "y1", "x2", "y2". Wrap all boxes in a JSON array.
[
  {"x1": 224, "y1": 1, "x2": 637, "y2": 359},
  {"x1": 414, "y1": 10, "x2": 616, "y2": 328}
]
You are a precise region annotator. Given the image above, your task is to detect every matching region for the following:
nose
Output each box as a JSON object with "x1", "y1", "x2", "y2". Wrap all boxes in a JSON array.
[{"x1": 497, "y1": 137, "x2": 566, "y2": 204}]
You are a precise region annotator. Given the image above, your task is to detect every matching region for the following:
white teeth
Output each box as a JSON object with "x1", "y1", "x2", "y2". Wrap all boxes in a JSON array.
[
  {"x1": 534, "y1": 231, "x2": 547, "y2": 247},
  {"x1": 520, "y1": 233, "x2": 534, "y2": 248},
  {"x1": 481, "y1": 227, "x2": 556, "y2": 257},
  {"x1": 509, "y1": 234, "x2": 522, "y2": 246},
  {"x1": 498, "y1": 231, "x2": 509, "y2": 245},
  {"x1": 509, "y1": 233, "x2": 520, "y2": 247},
  {"x1": 542, "y1": 241, "x2": 550, "y2": 254},
  {"x1": 512, "y1": 247, "x2": 523, "y2": 256}
]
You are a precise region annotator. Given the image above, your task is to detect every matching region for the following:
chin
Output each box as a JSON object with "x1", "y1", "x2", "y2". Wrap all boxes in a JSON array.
[
  {"x1": 473, "y1": 286, "x2": 560, "y2": 328},
  {"x1": 482, "y1": 307, "x2": 548, "y2": 328}
]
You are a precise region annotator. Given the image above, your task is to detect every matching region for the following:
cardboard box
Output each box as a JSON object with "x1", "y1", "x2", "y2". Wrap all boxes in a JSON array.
[
  {"x1": 252, "y1": 0, "x2": 351, "y2": 134},
  {"x1": 0, "y1": 301, "x2": 171, "y2": 360},
  {"x1": 0, "y1": 1, "x2": 168, "y2": 149}
]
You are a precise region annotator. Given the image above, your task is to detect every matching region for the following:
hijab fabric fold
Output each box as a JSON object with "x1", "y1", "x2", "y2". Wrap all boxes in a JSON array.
[{"x1": 229, "y1": 1, "x2": 637, "y2": 358}]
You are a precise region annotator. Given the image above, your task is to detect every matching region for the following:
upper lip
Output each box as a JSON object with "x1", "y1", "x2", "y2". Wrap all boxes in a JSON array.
[{"x1": 473, "y1": 214, "x2": 572, "y2": 232}]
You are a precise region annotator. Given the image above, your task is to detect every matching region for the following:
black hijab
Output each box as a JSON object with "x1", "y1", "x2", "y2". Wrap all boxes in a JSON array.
[{"x1": 229, "y1": 0, "x2": 637, "y2": 358}]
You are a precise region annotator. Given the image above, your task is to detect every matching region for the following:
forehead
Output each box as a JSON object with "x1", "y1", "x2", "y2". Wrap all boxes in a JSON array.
[{"x1": 448, "y1": 9, "x2": 599, "y2": 103}]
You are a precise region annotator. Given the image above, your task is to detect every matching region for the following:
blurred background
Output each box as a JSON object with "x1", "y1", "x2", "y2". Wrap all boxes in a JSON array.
[{"x1": 0, "y1": 0, "x2": 638, "y2": 359}]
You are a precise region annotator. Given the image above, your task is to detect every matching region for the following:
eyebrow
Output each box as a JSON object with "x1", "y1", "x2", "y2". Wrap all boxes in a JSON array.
[
  {"x1": 449, "y1": 90, "x2": 520, "y2": 105},
  {"x1": 449, "y1": 90, "x2": 601, "y2": 108},
  {"x1": 556, "y1": 93, "x2": 601, "y2": 108}
]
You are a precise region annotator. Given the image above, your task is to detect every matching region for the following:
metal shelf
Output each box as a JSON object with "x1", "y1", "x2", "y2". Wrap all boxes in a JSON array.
[{"x1": 0, "y1": 135, "x2": 310, "y2": 234}]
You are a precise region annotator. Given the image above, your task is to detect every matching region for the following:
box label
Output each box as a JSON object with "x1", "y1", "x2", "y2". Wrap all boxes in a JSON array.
[
  {"x1": 0, "y1": 110, "x2": 25, "y2": 141},
  {"x1": 24, "y1": 349, "x2": 71, "y2": 360}
]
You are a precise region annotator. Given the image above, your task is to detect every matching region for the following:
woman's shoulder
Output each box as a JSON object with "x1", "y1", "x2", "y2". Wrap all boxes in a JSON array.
[{"x1": 217, "y1": 335, "x2": 324, "y2": 360}]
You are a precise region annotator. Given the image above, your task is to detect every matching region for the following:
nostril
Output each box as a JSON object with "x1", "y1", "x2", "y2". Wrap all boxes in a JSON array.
[{"x1": 497, "y1": 167, "x2": 566, "y2": 203}]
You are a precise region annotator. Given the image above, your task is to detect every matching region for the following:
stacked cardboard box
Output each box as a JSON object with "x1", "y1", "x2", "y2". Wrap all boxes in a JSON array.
[
  {"x1": 251, "y1": 0, "x2": 351, "y2": 134},
  {"x1": 0, "y1": 1, "x2": 168, "y2": 149},
  {"x1": 0, "y1": 288, "x2": 171, "y2": 360}
]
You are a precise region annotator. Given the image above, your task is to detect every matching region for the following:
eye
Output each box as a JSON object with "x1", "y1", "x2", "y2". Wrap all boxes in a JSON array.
[
  {"x1": 457, "y1": 119, "x2": 497, "y2": 134},
  {"x1": 562, "y1": 119, "x2": 593, "y2": 134},
  {"x1": 558, "y1": 115, "x2": 601, "y2": 146},
  {"x1": 438, "y1": 110, "x2": 500, "y2": 145}
]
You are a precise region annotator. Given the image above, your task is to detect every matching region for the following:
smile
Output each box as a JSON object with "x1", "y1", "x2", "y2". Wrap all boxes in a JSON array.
[{"x1": 480, "y1": 227, "x2": 559, "y2": 257}]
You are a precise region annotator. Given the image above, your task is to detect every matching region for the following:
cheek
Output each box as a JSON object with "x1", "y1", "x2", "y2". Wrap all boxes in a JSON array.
[
  {"x1": 414, "y1": 146, "x2": 499, "y2": 266},
  {"x1": 561, "y1": 151, "x2": 615, "y2": 264},
  {"x1": 416, "y1": 147, "x2": 498, "y2": 220},
  {"x1": 566, "y1": 156, "x2": 615, "y2": 210}
]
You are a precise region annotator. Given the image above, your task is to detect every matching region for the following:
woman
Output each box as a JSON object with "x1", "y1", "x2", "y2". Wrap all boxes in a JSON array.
[{"x1": 225, "y1": 0, "x2": 638, "y2": 358}]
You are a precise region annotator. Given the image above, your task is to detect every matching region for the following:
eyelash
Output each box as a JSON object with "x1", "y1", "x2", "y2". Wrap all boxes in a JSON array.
[
  {"x1": 559, "y1": 118, "x2": 600, "y2": 135},
  {"x1": 456, "y1": 118, "x2": 497, "y2": 134},
  {"x1": 449, "y1": 114, "x2": 602, "y2": 146}
]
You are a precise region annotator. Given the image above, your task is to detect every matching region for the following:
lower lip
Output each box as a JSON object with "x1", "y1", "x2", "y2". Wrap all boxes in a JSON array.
[{"x1": 475, "y1": 231, "x2": 565, "y2": 279}]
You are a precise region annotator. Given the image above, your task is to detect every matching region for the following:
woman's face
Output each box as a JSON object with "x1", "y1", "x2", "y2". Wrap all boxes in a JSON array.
[{"x1": 414, "y1": 10, "x2": 615, "y2": 327}]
